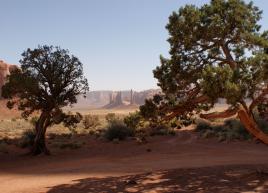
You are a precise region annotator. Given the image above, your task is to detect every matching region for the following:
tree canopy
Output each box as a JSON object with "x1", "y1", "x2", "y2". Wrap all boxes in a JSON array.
[
  {"x1": 140, "y1": 0, "x2": 268, "y2": 143},
  {"x1": 2, "y1": 45, "x2": 89, "y2": 154}
]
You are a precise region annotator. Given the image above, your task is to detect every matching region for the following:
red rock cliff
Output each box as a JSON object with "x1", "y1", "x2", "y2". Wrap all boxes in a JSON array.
[{"x1": 0, "y1": 60, "x2": 18, "y2": 98}]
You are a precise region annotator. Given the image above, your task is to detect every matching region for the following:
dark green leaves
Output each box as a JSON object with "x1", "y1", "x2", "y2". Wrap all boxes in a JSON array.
[
  {"x1": 141, "y1": 0, "x2": 268, "y2": 125},
  {"x1": 201, "y1": 65, "x2": 241, "y2": 104},
  {"x1": 2, "y1": 45, "x2": 89, "y2": 121}
]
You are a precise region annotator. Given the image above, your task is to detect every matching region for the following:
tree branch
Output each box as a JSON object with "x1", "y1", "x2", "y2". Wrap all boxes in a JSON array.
[
  {"x1": 200, "y1": 107, "x2": 238, "y2": 120},
  {"x1": 220, "y1": 42, "x2": 236, "y2": 69},
  {"x1": 164, "y1": 95, "x2": 209, "y2": 121},
  {"x1": 249, "y1": 86, "x2": 268, "y2": 112}
]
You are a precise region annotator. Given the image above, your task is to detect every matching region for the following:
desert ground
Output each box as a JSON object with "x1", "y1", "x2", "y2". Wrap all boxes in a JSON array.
[
  {"x1": 0, "y1": 104, "x2": 268, "y2": 193},
  {"x1": 2, "y1": 0, "x2": 268, "y2": 192}
]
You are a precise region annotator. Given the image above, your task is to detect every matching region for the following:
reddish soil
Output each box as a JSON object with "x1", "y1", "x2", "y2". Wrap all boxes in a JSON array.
[
  {"x1": 0, "y1": 100, "x2": 20, "y2": 119},
  {"x1": 0, "y1": 132, "x2": 268, "y2": 193}
]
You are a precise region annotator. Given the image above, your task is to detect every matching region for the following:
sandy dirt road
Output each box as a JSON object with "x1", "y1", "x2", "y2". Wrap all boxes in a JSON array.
[{"x1": 0, "y1": 133, "x2": 268, "y2": 193}]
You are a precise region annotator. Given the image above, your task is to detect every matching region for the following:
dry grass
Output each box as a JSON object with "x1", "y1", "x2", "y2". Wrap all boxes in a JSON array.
[
  {"x1": 0, "y1": 107, "x2": 137, "y2": 140},
  {"x1": 0, "y1": 100, "x2": 21, "y2": 120},
  {"x1": 0, "y1": 103, "x2": 230, "y2": 140}
]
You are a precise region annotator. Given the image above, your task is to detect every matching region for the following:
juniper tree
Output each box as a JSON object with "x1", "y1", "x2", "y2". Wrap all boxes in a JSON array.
[
  {"x1": 2, "y1": 45, "x2": 89, "y2": 155},
  {"x1": 140, "y1": 0, "x2": 268, "y2": 143}
]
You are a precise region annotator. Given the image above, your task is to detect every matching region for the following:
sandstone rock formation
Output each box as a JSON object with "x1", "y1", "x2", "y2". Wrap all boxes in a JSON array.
[
  {"x1": 104, "y1": 91, "x2": 124, "y2": 109},
  {"x1": 0, "y1": 60, "x2": 18, "y2": 98},
  {"x1": 73, "y1": 89, "x2": 161, "y2": 109}
]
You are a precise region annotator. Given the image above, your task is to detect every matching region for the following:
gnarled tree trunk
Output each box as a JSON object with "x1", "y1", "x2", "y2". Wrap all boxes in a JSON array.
[
  {"x1": 200, "y1": 105, "x2": 268, "y2": 145},
  {"x1": 31, "y1": 111, "x2": 51, "y2": 155},
  {"x1": 237, "y1": 107, "x2": 268, "y2": 144}
]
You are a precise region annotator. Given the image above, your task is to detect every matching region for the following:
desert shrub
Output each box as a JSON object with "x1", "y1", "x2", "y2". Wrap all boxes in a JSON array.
[
  {"x1": 83, "y1": 114, "x2": 101, "y2": 130},
  {"x1": 255, "y1": 117, "x2": 268, "y2": 134},
  {"x1": 149, "y1": 125, "x2": 169, "y2": 136},
  {"x1": 127, "y1": 108, "x2": 179, "y2": 137},
  {"x1": 195, "y1": 120, "x2": 212, "y2": 132},
  {"x1": 169, "y1": 118, "x2": 182, "y2": 129},
  {"x1": 18, "y1": 129, "x2": 36, "y2": 148},
  {"x1": 224, "y1": 119, "x2": 251, "y2": 139},
  {"x1": 147, "y1": 124, "x2": 177, "y2": 136},
  {"x1": 64, "y1": 112, "x2": 83, "y2": 135},
  {"x1": 104, "y1": 119, "x2": 134, "y2": 141},
  {"x1": 0, "y1": 142, "x2": 8, "y2": 154},
  {"x1": 167, "y1": 128, "x2": 176, "y2": 136},
  {"x1": 195, "y1": 118, "x2": 252, "y2": 141},
  {"x1": 124, "y1": 111, "x2": 142, "y2": 129},
  {"x1": 87, "y1": 128, "x2": 104, "y2": 137},
  {"x1": 105, "y1": 113, "x2": 116, "y2": 122}
]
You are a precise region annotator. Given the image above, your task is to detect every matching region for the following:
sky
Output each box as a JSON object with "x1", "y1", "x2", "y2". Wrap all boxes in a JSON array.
[{"x1": 1, "y1": 0, "x2": 268, "y2": 91}]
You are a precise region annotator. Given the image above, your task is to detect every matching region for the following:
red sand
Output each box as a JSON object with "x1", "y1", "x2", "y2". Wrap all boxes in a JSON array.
[{"x1": 0, "y1": 132, "x2": 268, "y2": 193}]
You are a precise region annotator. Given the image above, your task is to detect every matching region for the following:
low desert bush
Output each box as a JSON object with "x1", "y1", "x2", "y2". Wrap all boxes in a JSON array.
[
  {"x1": 169, "y1": 118, "x2": 182, "y2": 129},
  {"x1": 104, "y1": 119, "x2": 134, "y2": 141},
  {"x1": 18, "y1": 129, "x2": 36, "y2": 148},
  {"x1": 124, "y1": 111, "x2": 142, "y2": 130},
  {"x1": 255, "y1": 116, "x2": 268, "y2": 134},
  {"x1": 83, "y1": 114, "x2": 101, "y2": 130},
  {"x1": 149, "y1": 125, "x2": 170, "y2": 136},
  {"x1": 64, "y1": 112, "x2": 83, "y2": 135},
  {"x1": 195, "y1": 119, "x2": 252, "y2": 141},
  {"x1": 167, "y1": 128, "x2": 177, "y2": 136},
  {"x1": 195, "y1": 120, "x2": 212, "y2": 132},
  {"x1": 132, "y1": 124, "x2": 175, "y2": 137}
]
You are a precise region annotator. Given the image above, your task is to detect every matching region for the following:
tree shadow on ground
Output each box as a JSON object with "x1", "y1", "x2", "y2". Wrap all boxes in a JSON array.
[
  {"x1": 47, "y1": 165, "x2": 268, "y2": 193},
  {"x1": 0, "y1": 132, "x2": 96, "y2": 152}
]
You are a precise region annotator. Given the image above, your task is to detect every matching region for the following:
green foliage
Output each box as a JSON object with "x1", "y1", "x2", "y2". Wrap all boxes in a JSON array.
[
  {"x1": 254, "y1": 115, "x2": 268, "y2": 134},
  {"x1": 64, "y1": 112, "x2": 83, "y2": 134},
  {"x1": 63, "y1": 112, "x2": 83, "y2": 128},
  {"x1": 2, "y1": 45, "x2": 89, "y2": 154},
  {"x1": 195, "y1": 120, "x2": 212, "y2": 132},
  {"x1": 104, "y1": 119, "x2": 134, "y2": 141},
  {"x1": 2, "y1": 45, "x2": 89, "y2": 119},
  {"x1": 201, "y1": 66, "x2": 242, "y2": 104},
  {"x1": 149, "y1": 125, "x2": 170, "y2": 136},
  {"x1": 124, "y1": 111, "x2": 142, "y2": 129},
  {"x1": 139, "y1": 0, "x2": 268, "y2": 131},
  {"x1": 195, "y1": 119, "x2": 252, "y2": 141},
  {"x1": 139, "y1": 97, "x2": 159, "y2": 121}
]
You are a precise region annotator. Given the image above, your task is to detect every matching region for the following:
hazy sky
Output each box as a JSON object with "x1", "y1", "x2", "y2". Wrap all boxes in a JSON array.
[{"x1": 1, "y1": 0, "x2": 268, "y2": 91}]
